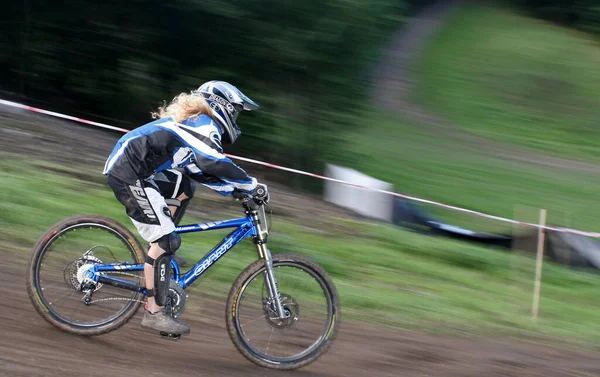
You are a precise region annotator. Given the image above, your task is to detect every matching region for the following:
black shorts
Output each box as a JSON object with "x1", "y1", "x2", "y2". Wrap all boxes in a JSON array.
[{"x1": 107, "y1": 169, "x2": 194, "y2": 242}]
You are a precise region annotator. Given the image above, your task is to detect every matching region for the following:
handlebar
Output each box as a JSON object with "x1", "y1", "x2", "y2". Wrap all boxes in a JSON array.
[
  {"x1": 232, "y1": 190, "x2": 268, "y2": 211},
  {"x1": 232, "y1": 190, "x2": 271, "y2": 235}
]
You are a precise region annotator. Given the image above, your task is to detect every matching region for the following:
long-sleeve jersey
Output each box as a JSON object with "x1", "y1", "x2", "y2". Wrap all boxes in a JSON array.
[{"x1": 103, "y1": 114, "x2": 257, "y2": 196}]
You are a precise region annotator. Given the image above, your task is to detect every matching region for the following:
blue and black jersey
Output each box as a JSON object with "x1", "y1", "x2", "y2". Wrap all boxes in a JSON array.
[{"x1": 103, "y1": 115, "x2": 257, "y2": 196}]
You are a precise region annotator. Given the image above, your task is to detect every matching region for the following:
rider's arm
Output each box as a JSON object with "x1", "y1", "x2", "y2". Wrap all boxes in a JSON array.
[
  {"x1": 177, "y1": 122, "x2": 258, "y2": 195},
  {"x1": 188, "y1": 150, "x2": 257, "y2": 195},
  {"x1": 184, "y1": 164, "x2": 242, "y2": 196}
]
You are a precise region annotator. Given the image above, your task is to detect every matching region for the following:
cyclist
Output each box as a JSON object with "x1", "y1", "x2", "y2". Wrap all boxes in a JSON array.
[{"x1": 103, "y1": 81, "x2": 269, "y2": 336}]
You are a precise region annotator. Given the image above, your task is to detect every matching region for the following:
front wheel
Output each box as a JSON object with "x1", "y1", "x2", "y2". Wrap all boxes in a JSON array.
[{"x1": 226, "y1": 253, "x2": 340, "y2": 370}]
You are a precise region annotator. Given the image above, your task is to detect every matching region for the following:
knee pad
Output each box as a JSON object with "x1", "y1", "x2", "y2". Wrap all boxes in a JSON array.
[
  {"x1": 157, "y1": 232, "x2": 181, "y2": 255},
  {"x1": 153, "y1": 253, "x2": 171, "y2": 307},
  {"x1": 145, "y1": 232, "x2": 180, "y2": 307}
]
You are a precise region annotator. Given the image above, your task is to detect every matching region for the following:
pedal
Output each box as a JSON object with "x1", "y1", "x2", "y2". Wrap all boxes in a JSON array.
[{"x1": 159, "y1": 331, "x2": 181, "y2": 341}]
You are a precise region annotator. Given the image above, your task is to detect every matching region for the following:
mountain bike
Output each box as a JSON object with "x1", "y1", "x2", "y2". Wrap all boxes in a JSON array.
[{"x1": 26, "y1": 197, "x2": 340, "y2": 370}]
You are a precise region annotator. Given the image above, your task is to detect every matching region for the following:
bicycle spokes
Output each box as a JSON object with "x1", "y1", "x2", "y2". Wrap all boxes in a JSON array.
[
  {"x1": 34, "y1": 224, "x2": 143, "y2": 326},
  {"x1": 232, "y1": 261, "x2": 335, "y2": 361}
]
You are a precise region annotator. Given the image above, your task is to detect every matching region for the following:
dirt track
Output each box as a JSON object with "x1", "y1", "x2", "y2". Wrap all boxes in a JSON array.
[{"x1": 2, "y1": 253, "x2": 600, "y2": 377}]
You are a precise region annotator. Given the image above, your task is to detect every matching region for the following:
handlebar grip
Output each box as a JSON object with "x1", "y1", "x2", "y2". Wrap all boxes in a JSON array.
[{"x1": 232, "y1": 190, "x2": 247, "y2": 200}]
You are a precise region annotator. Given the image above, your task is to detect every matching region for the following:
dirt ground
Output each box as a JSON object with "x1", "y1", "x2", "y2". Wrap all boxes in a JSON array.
[{"x1": 2, "y1": 253, "x2": 600, "y2": 377}]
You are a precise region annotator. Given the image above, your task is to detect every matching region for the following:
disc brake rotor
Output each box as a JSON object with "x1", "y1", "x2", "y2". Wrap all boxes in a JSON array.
[
  {"x1": 264, "y1": 294, "x2": 299, "y2": 329},
  {"x1": 65, "y1": 254, "x2": 104, "y2": 291}
]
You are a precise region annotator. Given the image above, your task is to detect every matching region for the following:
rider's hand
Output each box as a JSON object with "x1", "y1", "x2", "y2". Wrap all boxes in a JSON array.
[
  {"x1": 232, "y1": 190, "x2": 251, "y2": 201},
  {"x1": 252, "y1": 183, "x2": 269, "y2": 204}
]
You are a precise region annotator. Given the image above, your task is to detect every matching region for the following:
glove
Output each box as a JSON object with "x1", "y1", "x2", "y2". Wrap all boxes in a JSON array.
[
  {"x1": 232, "y1": 189, "x2": 251, "y2": 201},
  {"x1": 252, "y1": 183, "x2": 269, "y2": 204}
]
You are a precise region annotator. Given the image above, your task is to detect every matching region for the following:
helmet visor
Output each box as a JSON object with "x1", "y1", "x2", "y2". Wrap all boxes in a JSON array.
[{"x1": 235, "y1": 89, "x2": 259, "y2": 110}]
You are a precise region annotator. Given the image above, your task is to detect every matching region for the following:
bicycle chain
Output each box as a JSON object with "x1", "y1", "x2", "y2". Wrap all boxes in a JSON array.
[
  {"x1": 103, "y1": 271, "x2": 145, "y2": 280},
  {"x1": 88, "y1": 296, "x2": 147, "y2": 305},
  {"x1": 86, "y1": 271, "x2": 147, "y2": 305}
]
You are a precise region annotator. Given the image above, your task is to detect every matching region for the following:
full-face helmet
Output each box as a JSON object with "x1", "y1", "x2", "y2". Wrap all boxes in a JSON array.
[{"x1": 196, "y1": 81, "x2": 259, "y2": 144}]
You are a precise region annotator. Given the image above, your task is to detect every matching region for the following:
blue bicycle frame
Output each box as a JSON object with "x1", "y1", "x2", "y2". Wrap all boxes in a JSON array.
[
  {"x1": 86, "y1": 203, "x2": 289, "y2": 320},
  {"x1": 93, "y1": 213, "x2": 258, "y2": 294}
]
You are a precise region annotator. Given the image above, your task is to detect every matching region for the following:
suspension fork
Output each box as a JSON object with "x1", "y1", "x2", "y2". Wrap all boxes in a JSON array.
[{"x1": 252, "y1": 211, "x2": 287, "y2": 319}]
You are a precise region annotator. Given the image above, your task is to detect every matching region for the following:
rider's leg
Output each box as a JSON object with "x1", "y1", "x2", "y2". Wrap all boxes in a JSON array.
[
  {"x1": 144, "y1": 232, "x2": 179, "y2": 313},
  {"x1": 142, "y1": 232, "x2": 190, "y2": 335},
  {"x1": 146, "y1": 170, "x2": 195, "y2": 266},
  {"x1": 148, "y1": 170, "x2": 196, "y2": 223},
  {"x1": 144, "y1": 243, "x2": 166, "y2": 313},
  {"x1": 166, "y1": 192, "x2": 191, "y2": 225},
  {"x1": 106, "y1": 175, "x2": 190, "y2": 334},
  {"x1": 162, "y1": 193, "x2": 189, "y2": 267}
]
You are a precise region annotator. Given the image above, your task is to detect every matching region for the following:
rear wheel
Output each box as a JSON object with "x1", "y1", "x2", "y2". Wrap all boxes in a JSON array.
[
  {"x1": 26, "y1": 215, "x2": 145, "y2": 335},
  {"x1": 226, "y1": 253, "x2": 340, "y2": 370}
]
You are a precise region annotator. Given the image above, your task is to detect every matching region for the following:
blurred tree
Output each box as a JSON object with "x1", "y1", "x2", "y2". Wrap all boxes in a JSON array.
[
  {"x1": 1, "y1": 0, "x2": 433, "y2": 189},
  {"x1": 509, "y1": 0, "x2": 600, "y2": 35}
]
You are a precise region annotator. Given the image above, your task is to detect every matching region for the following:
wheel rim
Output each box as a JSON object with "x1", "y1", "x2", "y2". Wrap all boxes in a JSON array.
[
  {"x1": 33, "y1": 223, "x2": 142, "y2": 329},
  {"x1": 232, "y1": 261, "x2": 336, "y2": 364}
]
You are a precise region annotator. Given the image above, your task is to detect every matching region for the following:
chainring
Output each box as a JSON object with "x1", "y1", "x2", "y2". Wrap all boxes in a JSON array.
[{"x1": 165, "y1": 281, "x2": 187, "y2": 318}]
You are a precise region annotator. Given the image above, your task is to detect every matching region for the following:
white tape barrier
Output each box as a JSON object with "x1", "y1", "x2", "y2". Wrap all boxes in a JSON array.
[{"x1": 2, "y1": 98, "x2": 600, "y2": 238}]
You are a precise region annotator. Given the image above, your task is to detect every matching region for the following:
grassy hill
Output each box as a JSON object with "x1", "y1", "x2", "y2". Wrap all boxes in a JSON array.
[
  {"x1": 333, "y1": 2, "x2": 600, "y2": 234},
  {"x1": 416, "y1": 3, "x2": 600, "y2": 162}
]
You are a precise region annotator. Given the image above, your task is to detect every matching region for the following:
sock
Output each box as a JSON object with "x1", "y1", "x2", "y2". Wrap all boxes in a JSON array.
[{"x1": 144, "y1": 304, "x2": 160, "y2": 315}]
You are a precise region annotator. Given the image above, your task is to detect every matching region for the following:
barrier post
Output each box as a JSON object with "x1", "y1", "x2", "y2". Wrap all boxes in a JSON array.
[
  {"x1": 510, "y1": 204, "x2": 537, "y2": 317},
  {"x1": 531, "y1": 208, "x2": 547, "y2": 321}
]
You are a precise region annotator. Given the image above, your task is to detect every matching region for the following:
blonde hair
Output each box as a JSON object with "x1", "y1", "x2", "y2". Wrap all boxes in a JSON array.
[{"x1": 152, "y1": 91, "x2": 213, "y2": 123}]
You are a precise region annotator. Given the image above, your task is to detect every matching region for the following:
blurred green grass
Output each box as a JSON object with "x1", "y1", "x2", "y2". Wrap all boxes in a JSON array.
[
  {"x1": 416, "y1": 2, "x2": 600, "y2": 162},
  {"x1": 333, "y1": 109, "x2": 600, "y2": 235},
  {"x1": 2, "y1": 156, "x2": 600, "y2": 347}
]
